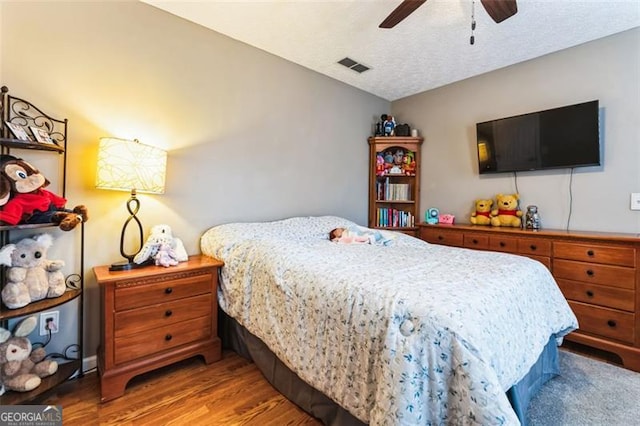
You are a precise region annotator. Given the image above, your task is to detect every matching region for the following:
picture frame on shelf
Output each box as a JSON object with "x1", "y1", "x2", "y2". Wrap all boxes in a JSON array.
[
  {"x1": 30, "y1": 126, "x2": 55, "y2": 144},
  {"x1": 4, "y1": 121, "x2": 32, "y2": 142}
]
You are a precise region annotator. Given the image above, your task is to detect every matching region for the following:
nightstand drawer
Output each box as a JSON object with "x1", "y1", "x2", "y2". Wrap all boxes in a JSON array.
[
  {"x1": 114, "y1": 293, "x2": 213, "y2": 337},
  {"x1": 557, "y1": 279, "x2": 634, "y2": 311},
  {"x1": 114, "y1": 315, "x2": 212, "y2": 364},
  {"x1": 554, "y1": 242, "x2": 635, "y2": 267},
  {"x1": 553, "y1": 259, "x2": 634, "y2": 289},
  {"x1": 115, "y1": 272, "x2": 213, "y2": 311},
  {"x1": 569, "y1": 301, "x2": 635, "y2": 344}
]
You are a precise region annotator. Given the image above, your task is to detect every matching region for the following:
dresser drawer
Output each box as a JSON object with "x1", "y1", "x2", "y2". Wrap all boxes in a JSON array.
[
  {"x1": 420, "y1": 228, "x2": 463, "y2": 247},
  {"x1": 525, "y1": 254, "x2": 551, "y2": 270},
  {"x1": 553, "y1": 259, "x2": 635, "y2": 289},
  {"x1": 464, "y1": 234, "x2": 489, "y2": 250},
  {"x1": 489, "y1": 235, "x2": 518, "y2": 253},
  {"x1": 557, "y1": 279, "x2": 635, "y2": 312},
  {"x1": 517, "y1": 238, "x2": 551, "y2": 257},
  {"x1": 115, "y1": 272, "x2": 214, "y2": 311},
  {"x1": 114, "y1": 293, "x2": 213, "y2": 337},
  {"x1": 554, "y1": 242, "x2": 635, "y2": 267},
  {"x1": 569, "y1": 301, "x2": 635, "y2": 344},
  {"x1": 114, "y1": 315, "x2": 212, "y2": 364}
]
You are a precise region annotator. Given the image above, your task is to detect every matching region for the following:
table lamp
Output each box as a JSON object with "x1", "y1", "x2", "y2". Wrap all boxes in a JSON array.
[{"x1": 96, "y1": 137, "x2": 167, "y2": 271}]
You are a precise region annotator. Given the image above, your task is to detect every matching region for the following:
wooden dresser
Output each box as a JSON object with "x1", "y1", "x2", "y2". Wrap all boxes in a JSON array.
[
  {"x1": 418, "y1": 223, "x2": 640, "y2": 372},
  {"x1": 94, "y1": 255, "x2": 223, "y2": 402}
]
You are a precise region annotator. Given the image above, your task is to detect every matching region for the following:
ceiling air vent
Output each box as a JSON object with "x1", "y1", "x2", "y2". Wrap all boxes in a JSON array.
[{"x1": 338, "y1": 57, "x2": 371, "y2": 73}]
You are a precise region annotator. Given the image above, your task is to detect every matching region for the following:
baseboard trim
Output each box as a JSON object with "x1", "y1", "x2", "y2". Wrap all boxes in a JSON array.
[{"x1": 83, "y1": 355, "x2": 97, "y2": 373}]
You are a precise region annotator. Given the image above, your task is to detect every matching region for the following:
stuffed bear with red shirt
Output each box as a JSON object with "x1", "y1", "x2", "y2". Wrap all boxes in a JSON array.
[
  {"x1": 0, "y1": 155, "x2": 88, "y2": 231},
  {"x1": 470, "y1": 198, "x2": 493, "y2": 226},
  {"x1": 490, "y1": 193, "x2": 523, "y2": 227}
]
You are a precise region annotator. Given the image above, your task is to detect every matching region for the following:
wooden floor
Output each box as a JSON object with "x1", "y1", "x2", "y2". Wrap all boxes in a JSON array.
[
  {"x1": 27, "y1": 343, "x2": 623, "y2": 425},
  {"x1": 32, "y1": 351, "x2": 321, "y2": 426}
]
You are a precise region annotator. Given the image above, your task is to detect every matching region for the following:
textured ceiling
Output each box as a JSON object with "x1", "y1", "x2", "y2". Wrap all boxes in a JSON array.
[{"x1": 143, "y1": 0, "x2": 640, "y2": 101}]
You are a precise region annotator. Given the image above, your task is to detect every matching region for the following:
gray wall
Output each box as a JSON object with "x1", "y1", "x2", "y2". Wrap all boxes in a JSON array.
[
  {"x1": 392, "y1": 28, "x2": 640, "y2": 234},
  {"x1": 1, "y1": 1, "x2": 388, "y2": 361},
  {"x1": 2, "y1": 1, "x2": 637, "y2": 368}
]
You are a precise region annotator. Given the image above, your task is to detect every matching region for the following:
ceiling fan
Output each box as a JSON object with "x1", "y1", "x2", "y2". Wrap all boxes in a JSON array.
[{"x1": 379, "y1": 0, "x2": 518, "y2": 29}]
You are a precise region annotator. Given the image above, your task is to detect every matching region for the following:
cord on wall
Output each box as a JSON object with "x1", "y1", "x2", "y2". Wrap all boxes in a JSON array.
[
  {"x1": 566, "y1": 168, "x2": 575, "y2": 230},
  {"x1": 514, "y1": 171, "x2": 520, "y2": 195}
]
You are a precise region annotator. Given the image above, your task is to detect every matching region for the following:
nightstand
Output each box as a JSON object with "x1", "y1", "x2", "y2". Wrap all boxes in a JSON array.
[{"x1": 93, "y1": 254, "x2": 223, "y2": 402}]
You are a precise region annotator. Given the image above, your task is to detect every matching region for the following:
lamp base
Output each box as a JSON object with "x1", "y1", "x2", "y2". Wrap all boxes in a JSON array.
[{"x1": 109, "y1": 260, "x2": 145, "y2": 272}]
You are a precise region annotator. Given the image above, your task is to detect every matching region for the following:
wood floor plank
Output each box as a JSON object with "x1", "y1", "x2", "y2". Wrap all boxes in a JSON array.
[{"x1": 30, "y1": 351, "x2": 321, "y2": 425}]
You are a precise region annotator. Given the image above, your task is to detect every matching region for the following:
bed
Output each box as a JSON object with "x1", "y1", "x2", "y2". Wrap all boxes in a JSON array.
[{"x1": 201, "y1": 216, "x2": 578, "y2": 425}]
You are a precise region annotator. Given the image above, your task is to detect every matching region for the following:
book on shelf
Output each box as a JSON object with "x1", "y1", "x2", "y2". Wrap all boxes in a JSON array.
[
  {"x1": 375, "y1": 208, "x2": 414, "y2": 228},
  {"x1": 376, "y1": 178, "x2": 411, "y2": 201}
]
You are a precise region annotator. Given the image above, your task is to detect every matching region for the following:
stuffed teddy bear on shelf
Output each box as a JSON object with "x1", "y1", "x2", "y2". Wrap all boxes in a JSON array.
[
  {"x1": 0, "y1": 155, "x2": 88, "y2": 231},
  {"x1": 490, "y1": 193, "x2": 523, "y2": 227},
  {"x1": 0, "y1": 315, "x2": 58, "y2": 395},
  {"x1": 469, "y1": 199, "x2": 493, "y2": 225},
  {"x1": 0, "y1": 233, "x2": 66, "y2": 309}
]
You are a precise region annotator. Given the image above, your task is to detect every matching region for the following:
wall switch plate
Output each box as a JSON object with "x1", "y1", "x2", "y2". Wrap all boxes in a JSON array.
[
  {"x1": 631, "y1": 193, "x2": 640, "y2": 211},
  {"x1": 39, "y1": 311, "x2": 60, "y2": 336}
]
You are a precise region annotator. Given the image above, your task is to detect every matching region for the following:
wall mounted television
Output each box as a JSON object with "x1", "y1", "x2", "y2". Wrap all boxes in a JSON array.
[{"x1": 476, "y1": 100, "x2": 600, "y2": 174}]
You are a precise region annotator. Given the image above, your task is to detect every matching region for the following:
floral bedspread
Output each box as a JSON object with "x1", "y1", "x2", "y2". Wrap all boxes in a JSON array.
[{"x1": 201, "y1": 216, "x2": 578, "y2": 425}]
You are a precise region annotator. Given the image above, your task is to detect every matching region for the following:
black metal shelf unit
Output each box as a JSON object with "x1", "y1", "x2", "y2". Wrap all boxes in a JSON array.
[{"x1": 0, "y1": 85, "x2": 84, "y2": 404}]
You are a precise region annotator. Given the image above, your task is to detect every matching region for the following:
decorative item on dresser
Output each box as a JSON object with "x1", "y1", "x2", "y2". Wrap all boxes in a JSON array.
[
  {"x1": 419, "y1": 223, "x2": 640, "y2": 372},
  {"x1": 368, "y1": 136, "x2": 423, "y2": 236},
  {"x1": 93, "y1": 254, "x2": 223, "y2": 402}
]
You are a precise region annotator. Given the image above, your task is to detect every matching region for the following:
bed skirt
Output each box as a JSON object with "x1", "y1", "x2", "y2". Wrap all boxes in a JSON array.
[{"x1": 219, "y1": 309, "x2": 559, "y2": 426}]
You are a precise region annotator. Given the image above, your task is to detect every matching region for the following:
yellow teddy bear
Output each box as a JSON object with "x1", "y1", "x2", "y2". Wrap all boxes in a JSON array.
[
  {"x1": 490, "y1": 193, "x2": 523, "y2": 227},
  {"x1": 469, "y1": 199, "x2": 493, "y2": 225}
]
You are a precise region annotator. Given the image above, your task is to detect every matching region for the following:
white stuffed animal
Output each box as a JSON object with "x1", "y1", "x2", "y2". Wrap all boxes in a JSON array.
[{"x1": 133, "y1": 224, "x2": 188, "y2": 266}]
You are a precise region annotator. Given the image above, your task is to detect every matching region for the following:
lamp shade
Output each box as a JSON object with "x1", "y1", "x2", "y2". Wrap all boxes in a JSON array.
[{"x1": 96, "y1": 137, "x2": 167, "y2": 194}]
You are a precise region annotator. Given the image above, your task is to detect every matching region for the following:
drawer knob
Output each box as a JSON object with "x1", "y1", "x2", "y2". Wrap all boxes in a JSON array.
[
  {"x1": 472, "y1": 239, "x2": 478, "y2": 244},
  {"x1": 529, "y1": 244, "x2": 537, "y2": 251},
  {"x1": 586, "y1": 269, "x2": 594, "y2": 277},
  {"x1": 165, "y1": 334, "x2": 173, "y2": 341},
  {"x1": 438, "y1": 235, "x2": 444, "y2": 241},
  {"x1": 586, "y1": 290, "x2": 594, "y2": 298},
  {"x1": 607, "y1": 320, "x2": 617, "y2": 328},
  {"x1": 165, "y1": 287, "x2": 173, "y2": 294},
  {"x1": 587, "y1": 250, "x2": 595, "y2": 257},
  {"x1": 165, "y1": 310, "x2": 173, "y2": 317},
  {"x1": 499, "y1": 242, "x2": 506, "y2": 247}
]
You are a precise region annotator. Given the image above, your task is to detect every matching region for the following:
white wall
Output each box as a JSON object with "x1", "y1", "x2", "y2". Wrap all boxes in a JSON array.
[
  {"x1": 392, "y1": 28, "x2": 640, "y2": 234},
  {"x1": 1, "y1": 1, "x2": 388, "y2": 358}
]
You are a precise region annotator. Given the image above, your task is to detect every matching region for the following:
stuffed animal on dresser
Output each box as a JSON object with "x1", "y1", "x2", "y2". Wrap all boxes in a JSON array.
[
  {"x1": 133, "y1": 224, "x2": 188, "y2": 266},
  {"x1": 490, "y1": 193, "x2": 523, "y2": 227},
  {"x1": 470, "y1": 199, "x2": 493, "y2": 225}
]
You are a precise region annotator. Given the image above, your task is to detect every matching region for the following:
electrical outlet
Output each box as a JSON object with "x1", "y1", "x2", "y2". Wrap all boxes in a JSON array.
[
  {"x1": 631, "y1": 193, "x2": 640, "y2": 211},
  {"x1": 39, "y1": 311, "x2": 60, "y2": 336}
]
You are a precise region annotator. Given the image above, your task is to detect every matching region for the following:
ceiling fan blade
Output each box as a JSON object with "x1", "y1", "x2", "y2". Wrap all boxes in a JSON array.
[
  {"x1": 480, "y1": 0, "x2": 518, "y2": 23},
  {"x1": 379, "y1": 0, "x2": 427, "y2": 29}
]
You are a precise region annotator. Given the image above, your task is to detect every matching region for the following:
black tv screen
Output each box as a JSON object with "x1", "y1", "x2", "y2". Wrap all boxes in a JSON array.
[{"x1": 476, "y1": 100, "x2": 600, "y2": 174}]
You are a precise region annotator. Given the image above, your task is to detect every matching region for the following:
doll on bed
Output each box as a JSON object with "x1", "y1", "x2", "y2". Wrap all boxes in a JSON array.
[{"x1": 329, "y1": 226, "x2": 394, "y2": 246}]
